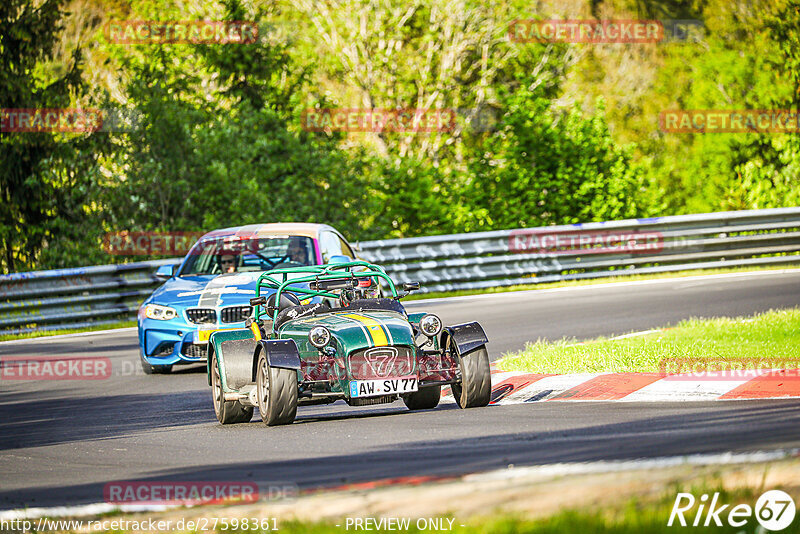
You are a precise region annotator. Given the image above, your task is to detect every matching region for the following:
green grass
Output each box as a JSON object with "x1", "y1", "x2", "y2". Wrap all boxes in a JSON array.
[
  {"x1": 270, "y1": 509, "x2": 774, "y2": 534},
  {"x1": 0, "y1": 320, "x2": 136, "y2": 342},
  {"x1": 405, "y1": 264, "x2": 799, "y2": 301},
  {"x1": 498, "y1": 308, "x2": 800, "y2": 374}
]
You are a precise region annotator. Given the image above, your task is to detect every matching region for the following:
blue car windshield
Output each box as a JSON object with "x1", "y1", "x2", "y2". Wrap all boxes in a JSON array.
[{"x1": 179, "y1": 236, "x2": 316, "y2": 275}]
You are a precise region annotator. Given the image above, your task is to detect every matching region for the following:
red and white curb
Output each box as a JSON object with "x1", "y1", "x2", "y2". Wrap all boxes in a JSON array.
[{"x1": 441, "y1": 367, "x2": 800, "y2": 404}]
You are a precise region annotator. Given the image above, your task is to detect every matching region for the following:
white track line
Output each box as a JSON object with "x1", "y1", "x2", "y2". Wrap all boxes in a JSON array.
[
  {"x1": 500, "y1": 373, "x2": 599, "y2": 402},
  {"x1": 621, "y1": 377, "x2": 746, "y2": 401},
  {"x1": 409, "y1": 268, "x2": 800, "y2": 306},
  {"x1": 464, "y1": 448, "x2": 800, "y2": 482},
  {"x1": 0, "y1": 327, "x2": 138, "y2": 345}
]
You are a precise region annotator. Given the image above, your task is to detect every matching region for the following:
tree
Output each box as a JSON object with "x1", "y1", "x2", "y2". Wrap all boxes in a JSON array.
[
  {"x1": 0, "y1": 0, "x2": 109, "y2": 273},
  {"x1": 466, "y1": 87, "x2": 652, "y2": 230},
  {"x1": 287, "y1": 0, "x2": 574, "y2": 163}
]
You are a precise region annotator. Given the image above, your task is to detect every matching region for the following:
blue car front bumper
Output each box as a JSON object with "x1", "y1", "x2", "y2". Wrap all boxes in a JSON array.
[{"x1": 138, "y1": 317, "x2": 245, "y2": 366}]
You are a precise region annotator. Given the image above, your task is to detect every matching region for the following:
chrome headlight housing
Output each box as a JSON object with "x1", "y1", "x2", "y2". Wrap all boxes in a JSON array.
[
  {"x1": 419, "y1": 314, "x2": 442, "y2": 337},
  {"x1": 308, "y1": 326, "x2": 331, "y2": 348},
  {"x1": 144, "y1": 304, "x2": 178, "y2": 321}
]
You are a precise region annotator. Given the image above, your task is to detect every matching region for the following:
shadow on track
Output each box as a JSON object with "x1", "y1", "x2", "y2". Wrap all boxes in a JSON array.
[
  {"x1": 3, "y1": 400, "x2": 800, "y2": 510},
  {"x1": 0, "y1": 391, "x2": 213, "y2": 450}
]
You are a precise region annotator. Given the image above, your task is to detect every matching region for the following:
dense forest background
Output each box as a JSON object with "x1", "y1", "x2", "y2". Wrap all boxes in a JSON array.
[{"x1": 1, "y1": 0, "x2": 798, "y2": 273}]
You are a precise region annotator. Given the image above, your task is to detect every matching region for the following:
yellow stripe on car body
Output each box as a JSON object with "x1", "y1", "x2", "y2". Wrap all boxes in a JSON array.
[{"x1": 342, "y1": 313, "x2": 389, "y2": 347}]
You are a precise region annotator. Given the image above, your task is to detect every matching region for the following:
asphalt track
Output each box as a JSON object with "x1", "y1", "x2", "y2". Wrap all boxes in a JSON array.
[{"x1": 2, "y1": 270, "x2": 800, "y2": 511}]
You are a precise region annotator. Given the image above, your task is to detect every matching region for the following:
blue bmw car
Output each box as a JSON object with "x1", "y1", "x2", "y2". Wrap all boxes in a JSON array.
[{"x1": 137, "y1": 223, "x2": 357, "y2": 374}]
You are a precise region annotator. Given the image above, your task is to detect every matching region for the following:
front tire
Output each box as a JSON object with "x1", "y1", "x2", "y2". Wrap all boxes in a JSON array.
[
  {"x1": 256, "y1": 354, "x2": 298, "y2": 426},
  {"x1": 450, "y1": 342, "x2": 491, "y2": 409},
  {"x1": 211, "y1": 354, "x2": 253, "y2": 424},
  {"x1": 403, "y1": 385, "x2": 441, "y2": 410}
]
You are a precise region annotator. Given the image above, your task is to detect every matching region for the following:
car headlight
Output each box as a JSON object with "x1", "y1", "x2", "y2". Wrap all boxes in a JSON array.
[
  {"x1": 308, "y1": 326, "x2": 331, "y2": 349},
  {"x1": 144, "y1": 304, "x2": 178, "y2": 321},
  {"x1": 419, "y1": 314, "x2": 442, "y2": 337}
]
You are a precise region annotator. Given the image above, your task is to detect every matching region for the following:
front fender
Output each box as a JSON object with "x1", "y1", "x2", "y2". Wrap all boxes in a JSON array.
[
  {"x1": 207, "y1": 328, "x2": 255, "y2": 391},
  {"x1": 441, "y1": 321, "x2": 488, "y2": 356},
  {"x1": 252, "y1": 339, "x2": 302, "y2": 382}
]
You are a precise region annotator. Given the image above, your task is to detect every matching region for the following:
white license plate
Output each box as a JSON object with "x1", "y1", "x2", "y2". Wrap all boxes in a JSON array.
[{"x1": 349, "y1": 376, "x2": 418, "y2": 398}]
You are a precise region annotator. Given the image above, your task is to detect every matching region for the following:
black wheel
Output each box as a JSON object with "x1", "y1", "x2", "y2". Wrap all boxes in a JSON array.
[
  {"x1": 450, "y1": 340, "x2": 491, "y2": 409},
  {"x1": 403, "y1": 385, "x2": 441, "y2": 410},
  {"x1": 139, "y1": 350, "x2": 172, "y2": 374},
  {"x1": 211, "y1": 354, "x2": 253, "y2": 424},
  {"x1": 256, "y1": 353, "x2": 298, "y2": 426}
]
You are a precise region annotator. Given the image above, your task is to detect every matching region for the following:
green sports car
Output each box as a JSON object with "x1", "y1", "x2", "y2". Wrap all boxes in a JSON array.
[{"x1": 207, "y1": 261, "x2": 491, "y2": 425}]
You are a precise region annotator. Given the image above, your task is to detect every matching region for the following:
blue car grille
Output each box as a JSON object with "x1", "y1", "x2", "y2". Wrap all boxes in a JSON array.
[
  {"x1": 221, "y1": 306, "x2": 251, "y2": 323},
  {"x1": 186, "y1": 308, "x2": 216, "y2": 324}
]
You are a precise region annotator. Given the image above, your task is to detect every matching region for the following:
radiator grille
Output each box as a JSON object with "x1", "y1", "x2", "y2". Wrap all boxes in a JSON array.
[
  {"x1": 221, "y1": 306, "x2": 251, "y2": 323},
  {"x1": 182, "y1": 344, "x2": 208, "y2": 359},
  {"x1": 346, "y1": 395, "x2": 397, "y2": 406},
  {"x1": 186, "y1": 308, "x2": 216, "y2": 324},
  {"x1": 349, "y1": 346, "x2": 414, "y2": 379}
]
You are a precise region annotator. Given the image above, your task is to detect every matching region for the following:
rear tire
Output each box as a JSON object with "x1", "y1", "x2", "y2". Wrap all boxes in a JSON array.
[
  {"x1": 256, "y1": 354, "x2": 298, "y2": 426},
  {"x1": 450, "y1": 342, "x2": 491, "y2": 409},
  {"x1": 403, "y1": 385, "x2": 441, "y2": 410},
  {"x1": 211, "y1": 354, "x2": 253, "y2": 424}
]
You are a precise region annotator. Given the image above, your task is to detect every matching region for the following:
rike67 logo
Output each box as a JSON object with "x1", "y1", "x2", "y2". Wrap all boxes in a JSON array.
[{"x1": 669, "y1": 490, "x2": 796, "y2": 531}]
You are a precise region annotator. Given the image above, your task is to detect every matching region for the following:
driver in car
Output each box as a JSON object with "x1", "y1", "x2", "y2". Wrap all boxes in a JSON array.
[
  {"x1": 219, "y1": 254, "x2": 238, "y2": 273},
  {"x1": 286, "y1": 238, "x2": 309, "y2": 265}
]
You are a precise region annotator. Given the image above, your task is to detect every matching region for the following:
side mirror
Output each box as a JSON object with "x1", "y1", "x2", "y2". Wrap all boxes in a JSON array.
[
  {"x1": 155, "y1": 264, "x2": 177, "y2": 280},
  {"x1": 327, "y1": 254, "x2": 352, "y2": 264},
  {"x1": 249, "y1": 296, "x2": 267, "y2": 307},
  {"x1": 403, "y1": 282, "x2": 421, "y2": 292},
  {"x1": 311, "y1": 277, "x2": 356, "y2": 291}
]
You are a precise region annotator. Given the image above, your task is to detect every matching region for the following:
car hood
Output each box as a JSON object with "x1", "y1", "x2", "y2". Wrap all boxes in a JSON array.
[
  {"x1": 147, "y1": 272, "x2": 261, "y2": 309},
  {"x1": 280, "y1": 310, "x2": 415, "y2": 353}
]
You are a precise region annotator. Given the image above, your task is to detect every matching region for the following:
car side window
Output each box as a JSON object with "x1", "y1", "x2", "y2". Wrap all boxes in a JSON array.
[
  {"x1": 319, "y1": 231, "x2": 343, "y2": 263},
  {"x1": 337, "y1": 235, "x2": 355, "y2": 259}
]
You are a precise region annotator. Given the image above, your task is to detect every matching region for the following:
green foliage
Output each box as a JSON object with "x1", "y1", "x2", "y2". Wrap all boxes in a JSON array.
[
  {"x1": 191, "y1": 103, "x2": 384, "y2": 238},
  {"x1": 721, "y1": 0, "x2": 800, "y2": 210},
  {"x1": 0, "y1": 0, "x2": 111, "y2": 272},
  {"x1": 5, "y1": 0, "x2": 800, "y2": 273},
  {"x1": 467, "y1": 89, "x2": 652, "y2": 229}
]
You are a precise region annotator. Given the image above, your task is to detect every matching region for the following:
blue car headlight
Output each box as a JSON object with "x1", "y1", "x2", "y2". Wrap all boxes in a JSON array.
[{"x1": 144, "y1": 304, "x2": 179, "y2": 321}]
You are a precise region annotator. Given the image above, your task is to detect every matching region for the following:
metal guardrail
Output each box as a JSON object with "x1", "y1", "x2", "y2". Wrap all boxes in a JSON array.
[
  {"x1": 2, "y1": 208, "x2": 800, "y2": 336},
  {"x1": 0, "y1": 259, "x2": 181, "y2": 336}
]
